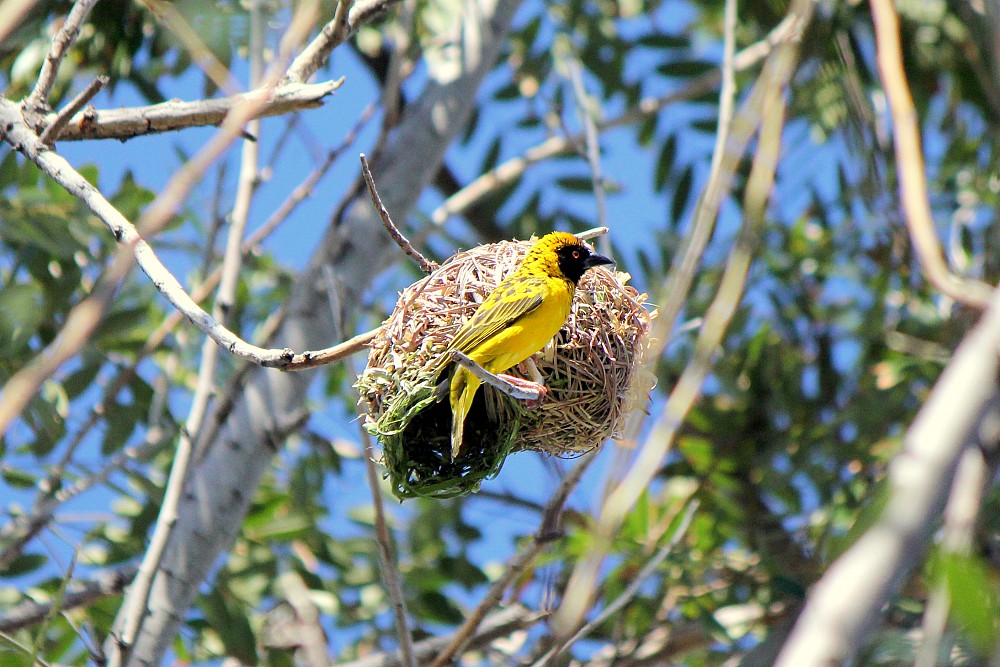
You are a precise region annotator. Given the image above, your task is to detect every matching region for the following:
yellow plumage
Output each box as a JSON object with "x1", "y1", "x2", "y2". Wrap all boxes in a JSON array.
[{"x1": 439, "y1": 232, "x2": 613, "y2": 460}]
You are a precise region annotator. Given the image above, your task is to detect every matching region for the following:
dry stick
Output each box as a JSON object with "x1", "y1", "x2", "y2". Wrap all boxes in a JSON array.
[
  {"x1": 0, "y1": 85, "x2": 351, "y2": 385},
  {"x1": 43, "y1": 79, "x2": 342, "y2": 142},
  {"x1": 325, "y1": 266, "x2": 417, "y2": 667},
  {"x1": 655, "y1": 0, "x2": 743, "y2": 346},
  {"x1": 428, "y1": 450, "x2": 598, "y2": 667},
  {"x1": 38, "y1": 75, "x2": 108, "y2": 145},
  {"x1": 109, "y1": 6, "x2": 272, "y2": 657},
  {"x1": 427, "y1": 10, "x2": 803, "y2": 229},
  {"x1": 566, "y1": 56, "x2": 609, "y2": 257},
  {"x1": 339, "y1": 604, "x2": 545, "y2": 667},
  {"x1": 773, "y1": 351, "x2": 1000, "y2": 664},
  {"x1": 286, "y1": 0, "x2": 355, "y2": 83},
  {"x1": 552, "y1": 1, "x2": 807, "y2": 637},
  {"x1": 914, "y1": 447, "x2": 989, "y2": 667},
  {"x1": 360, "y1": 153, "x2": 438, "y2": 273},
  {"x1": 530, "y1": 499, "x2": 700, "y2": 667},
  {"x1": 3, "y1": 131, "x2": 372, "y2": 565},
  {"x1": 23, "y1": 0, "x2": 99, "y2": 111},
  {"x1": 870, "y1": 0, "x2": 993, "y2": 308},
  {"x1": 0, "y1": 567, "x2": 136, "y2": 632}
]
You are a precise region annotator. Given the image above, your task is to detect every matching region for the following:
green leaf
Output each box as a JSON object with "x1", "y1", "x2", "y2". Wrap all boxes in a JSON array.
[
  {"x1": 0, "y1": 553, "x2": 46, "y2": 577},
  {"x1": 936, "y1": 551, "x2": 1000, "y2": 653},
  {"x1": 671, "y1": 164, "x2": 693, "y2": 223}
]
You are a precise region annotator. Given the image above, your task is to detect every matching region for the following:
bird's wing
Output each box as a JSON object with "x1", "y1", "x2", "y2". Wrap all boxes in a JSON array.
[{"x1": 447, "y1": 277, "x2": 547, "y2": 355}]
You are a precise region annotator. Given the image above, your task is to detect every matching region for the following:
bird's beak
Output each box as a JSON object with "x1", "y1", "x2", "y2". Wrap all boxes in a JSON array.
[{"x1": 584, "y1": 253, "x2": 614, "y2": 269}]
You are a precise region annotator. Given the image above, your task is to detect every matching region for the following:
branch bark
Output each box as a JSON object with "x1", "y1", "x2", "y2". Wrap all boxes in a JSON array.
[
  {"x1": 108, "y1": 1, "x2": 523, "y2": 663},
  {"x1": 775, "y1": 289, "x2": 1000, "y2": 664},
  {"x1": 33, "y1": 79, "x2": 342, "y2": 142}
]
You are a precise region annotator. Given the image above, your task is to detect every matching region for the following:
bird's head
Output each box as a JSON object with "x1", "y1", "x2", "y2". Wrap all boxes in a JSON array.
[{"x1": 533, "y1": 231, "x2": 614, "y2": 284}]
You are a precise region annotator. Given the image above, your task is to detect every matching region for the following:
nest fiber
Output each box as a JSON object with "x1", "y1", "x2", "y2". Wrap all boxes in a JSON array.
[{"x1": 357, "y1": 237, "x2": 653, "y2": 499}]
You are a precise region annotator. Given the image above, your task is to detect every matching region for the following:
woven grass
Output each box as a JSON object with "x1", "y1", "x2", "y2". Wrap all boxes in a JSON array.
[{"x1": 356, "y1": 237, "x2": 653, "y2": 499}]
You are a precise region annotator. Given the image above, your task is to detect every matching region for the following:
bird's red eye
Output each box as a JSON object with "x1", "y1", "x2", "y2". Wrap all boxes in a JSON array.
[{"x1": 572, "y1": 250, "x2": 581, "y2": 259}]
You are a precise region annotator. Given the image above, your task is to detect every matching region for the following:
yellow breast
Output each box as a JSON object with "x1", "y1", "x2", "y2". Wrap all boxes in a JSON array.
[{"x1": 470, "y1": 278, "x2": 574, "y2": 373}]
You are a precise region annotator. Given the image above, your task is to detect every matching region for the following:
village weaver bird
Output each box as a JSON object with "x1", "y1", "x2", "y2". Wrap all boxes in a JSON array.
[{"x1": 438, "y1": 231, "x2": 613, "y2": 461}]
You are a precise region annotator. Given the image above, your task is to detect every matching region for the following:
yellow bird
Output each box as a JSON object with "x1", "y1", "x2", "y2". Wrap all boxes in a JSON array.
[{"x1": 439, "y1": 231, "x2": 613, "y2": 460}]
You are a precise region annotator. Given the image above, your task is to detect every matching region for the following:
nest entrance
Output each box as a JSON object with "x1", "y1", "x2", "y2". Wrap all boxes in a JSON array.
[{"x1": 356, "y1": 237, "x2": 653, "y2": 500}]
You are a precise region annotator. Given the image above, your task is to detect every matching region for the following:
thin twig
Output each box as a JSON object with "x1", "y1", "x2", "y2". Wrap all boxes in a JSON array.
[
  {"x1": 565, "y1": 54, "x2": 609, "y2": 256},
  {"x1": 0, "y1": 566, "x2": 136, "y2": 632},
  {"x1": 531, "y1": 500, "x2": 699, "y2": 667},
  {"x1": 450, "y1": 351, "x2": 545, "y2": 401},
  {"x1": 111, "y1": 5, "x2": 267, "y2": 655},
  {"x1": 38, "y1": 75, "x2": 108, "y2": 145},
  {"x1": 552, "y1": 0, "x2": 808, "y2": 637},
  {"x1": 360, "y1": 153, "x2": 437, "y2": 273},
  {"x1": 575, "y1": 226, "x2": 609, "y2": 241},
  {"x1": 24, "y1": 0, "x2": 99, "y2": 111},
  {"x1": 428, "y1": 451, "x2": 598, "y2": 667},
  {"x1": 285, "y1": 0, "x2": 356, "y2": 83},
  {"x1": 654, "y1": 0, "x2": 742, "y2": 345},
  {"x1": 427, "y1": 10, "x2": 803, "y2": 229},
  {"x1": 339, "y1": 604, "x2": 545, "y2": 667},
  {"x1": 869, "y1": 0, "x2": 993, "y2": 308},
  {"x1": 328, "y1": 265, "x2": 417, "y2": 667},
  {"x1": 0, "y1": 130, "x2": 368, "y2": 564}
]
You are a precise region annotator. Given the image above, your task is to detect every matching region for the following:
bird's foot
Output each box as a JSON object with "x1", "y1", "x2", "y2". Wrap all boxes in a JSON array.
[{"x1": 496, "y1": 374, "x2": 547, "y2": 408}]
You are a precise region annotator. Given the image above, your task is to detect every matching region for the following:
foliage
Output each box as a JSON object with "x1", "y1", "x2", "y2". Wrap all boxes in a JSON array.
[{"x1": 2, "y1": 0, "x2": 1000, "y2": 665}]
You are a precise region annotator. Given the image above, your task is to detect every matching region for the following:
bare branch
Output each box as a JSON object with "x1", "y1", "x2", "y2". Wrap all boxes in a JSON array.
[
  {"x1": 24, "y1": 0, "x2": 99, "y2": 111},
  {"x1": 553, "y1": 0, "x2": 810, "y2": 637},
  {"x1": 428, "y1": 451, "x2": 598, "y2": 667},
  {"x1": 532, "y1": 500, "x2": 700, "y2": 667},
  {"x1": 0, "y1": 95, "x2": 365, "y2": 385},
  {"x1": 0, "y1": 566, "x2": 137, "y2": 633},
  {"x1": 285, "y1": 0, "x2": 407, "y2": 84},
  {"x1": 286, "y1": 0, "x2": 356, "y2": 83},
  {"x1": 565, "y1": 51, "x2": 609, "y2": 255},
  {"x1": 360, "y1": 153, "x2": 438, "y2": 273},
  {"x1": 870, "y1": 0, "x2": 993, "y2": 307},
  {"x1": 775, "y1": 316, "x2": 1000, "y2": 665},
  {"x1": 428, "y1": 9, "x2": 804, "y2": 228},
  {"x1": 450, "y1": 351, "x2": 545, "y2": 401},
  {"x1": 38, "y1": 75, "x2": 108, "y2": 145},
  {"x1": 37, "y1": 79, "x2": 343, "y2": 142},
  {"x1": 339, "y1": 604, "x2": 545, "y2": 667}
]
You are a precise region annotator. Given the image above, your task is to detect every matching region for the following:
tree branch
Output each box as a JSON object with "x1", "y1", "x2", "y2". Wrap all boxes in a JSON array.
[
  {"x1": 33, "y1": 79, "x2": 342, "y2": 142},
  {"x1": 775, "y1": 308, "x2": 1000, "y2": 665},
  {"x1": 870, "y1": 0, "x2": 993, "y2": 308},
  {"x1": 0, "y1": 566, "x2": 137, "y2": 633},
  {"x1": 23, "y1": 0, "x2": 99, "y2": 112},
  {"x1": 38, "y1": 75, "x2": 108, "y2": 145},
  {"x1": 360, "y1": 153, "x2": 437, "y2": 273},
  {"x1": 552, "y1": 0, "x2": 810, "y2": 637}
]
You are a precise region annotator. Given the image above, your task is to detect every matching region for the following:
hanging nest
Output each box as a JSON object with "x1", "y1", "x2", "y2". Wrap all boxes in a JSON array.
[{"x1": 356, "y1": 236, "x2": 654, "y2": 500}]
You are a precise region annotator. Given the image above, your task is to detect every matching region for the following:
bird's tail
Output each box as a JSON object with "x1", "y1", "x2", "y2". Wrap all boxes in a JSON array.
[{"x1": 449, "y1": 368, "x2": 481, "y2": 461}]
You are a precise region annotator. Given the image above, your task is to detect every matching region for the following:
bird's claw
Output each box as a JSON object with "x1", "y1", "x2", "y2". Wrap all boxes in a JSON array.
[{"x1": 496, "y1": 374, "x2": 548, "y2": 407}]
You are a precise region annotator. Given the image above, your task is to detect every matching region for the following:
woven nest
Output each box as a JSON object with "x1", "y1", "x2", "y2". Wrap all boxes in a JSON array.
[{"x1": 356, "y1": 237, "x2": 653, "y2": 499}]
